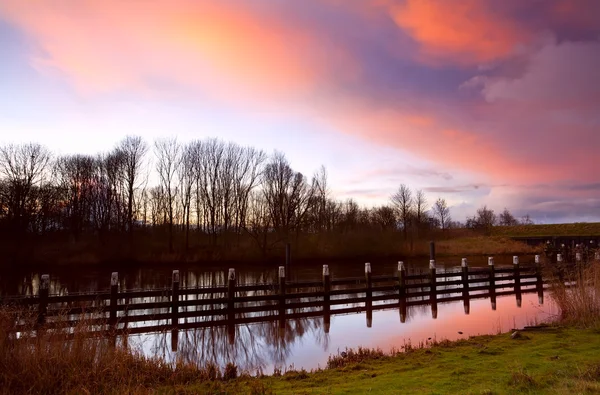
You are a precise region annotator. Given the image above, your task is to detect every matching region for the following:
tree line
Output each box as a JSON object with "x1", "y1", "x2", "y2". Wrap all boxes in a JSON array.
[{"x1": 0, "y1": 136, "x2": 533, "y2": 260}]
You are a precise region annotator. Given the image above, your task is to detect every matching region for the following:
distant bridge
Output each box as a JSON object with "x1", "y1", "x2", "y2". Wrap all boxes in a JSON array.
[{"x1": 510, "y1": 235, "x2": 600, "y2": 247}]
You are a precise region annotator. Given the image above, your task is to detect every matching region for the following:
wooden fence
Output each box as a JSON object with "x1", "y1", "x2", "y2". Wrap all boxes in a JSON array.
[{"x1": 1, "y1": 255, "x2": 552, "y2": 344}]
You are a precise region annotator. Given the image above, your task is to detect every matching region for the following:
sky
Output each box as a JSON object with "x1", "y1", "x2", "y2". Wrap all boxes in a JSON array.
[{"x1": 0, "y1": 0, "x2": 599, "y2": 223}]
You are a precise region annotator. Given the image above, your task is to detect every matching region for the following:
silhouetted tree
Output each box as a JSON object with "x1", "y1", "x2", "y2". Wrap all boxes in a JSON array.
[
  {"x1": 154, "y1": 138, "x2": 181, "y2": 252},
  {"x1": 432, "y1": 198, "x2": 450, "y2": 230},
  {"x1": 499, "y1": 208, "x2": 519, "y2": 226},
  {"x1": 391, "y1": 184, "x2": 412, "y2": 239}
]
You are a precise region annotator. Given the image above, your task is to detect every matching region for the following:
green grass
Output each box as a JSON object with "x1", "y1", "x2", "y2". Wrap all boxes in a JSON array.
[
  {"x1": 492, "y1": 223, "x2": 600, "y2": 238},
  {"x1": 168, "y1": 326, "x2": 600, "y2": 394}
]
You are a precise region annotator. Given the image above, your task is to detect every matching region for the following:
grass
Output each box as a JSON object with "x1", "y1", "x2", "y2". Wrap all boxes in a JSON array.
[
  {"x1": 170, "y1": 327, "x2": 600, "y2": 394},
  {"x1": 492, "y1": 222, "x2": 600, "y2": 238},
  {"x1": 434, "y1": 236, "x2": 537, "y2": 256},
  {"x1": 5, "y1": 317, "x2": 600, "y2": 394},
  {"x1": 0, "y1": 229, "x2": 537, "y2": 269}
]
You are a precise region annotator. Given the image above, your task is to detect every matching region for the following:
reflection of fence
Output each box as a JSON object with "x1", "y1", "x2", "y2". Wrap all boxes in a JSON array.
[{"x1": 1, "y1": 256, "x2": 552, "y2": 343}]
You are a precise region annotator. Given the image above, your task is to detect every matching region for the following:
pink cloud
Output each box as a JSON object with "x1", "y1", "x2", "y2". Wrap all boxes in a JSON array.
[
  {"x1": 1, "y1": 0, "x2": 598, "y2": 200},
  {"x1": 386, "y1": 0, "x2": 531, "y2": 65},
  {"x1": 0, "y1": 0, "x2": 351, "y2": 100}
]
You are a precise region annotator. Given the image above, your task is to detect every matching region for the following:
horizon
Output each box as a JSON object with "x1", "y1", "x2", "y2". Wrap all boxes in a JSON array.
[{"x1": 1, "y1": 1, "x2": 599, "y2": 224}]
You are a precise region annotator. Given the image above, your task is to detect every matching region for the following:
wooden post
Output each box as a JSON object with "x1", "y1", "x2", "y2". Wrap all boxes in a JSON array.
[
  {"x1": 171, "y1": 270, "x2": 180, "y2": 328},
  {"x1": 365, "y1": 262, "x2": 372, "y2": 301},
  {"x1": 171, "y1": 329, "x2": 179, "y2": 352},
  {"x1": 513, "y1": 256, "x2": 522, "y2": 307},
  {"x1": 430, "y1": 260, "x2": 437, "y2": 319},
  {"x1": 228, "y1": 323, "x2": 236, "y2": 345},
  {"x1": 323, "y1": 264, "x2": 330, "y2": 332},
  {"x1": 461, "y1": 258, "x2": 470, "y2": 315},
  {"x1": 488, "y1": 257, "x2": 496, "y2": 311},
  {"x1": 228, "y1": 268, "x2": 236, "y2": 323},
  {"x1": 535, "y1": 255, "x2": 544, "y2": 305},
  {"x1": 109, "y1": 272, "x2": 118, "y2": 328},
  {"x1": 429, "y1": 241, "x2": 436, "y2": 261},
  {"x1": 365, "y1": 262, "x2": 372, "y2": 326},
  {"x1": 279, "y1": 266, "x2": 286, "y2": 329},
  {"x1": 38, "y1": 274, "x2": 49, "y2": 326},
  {"x1": 398, "y1": 261, "x2": 407, "y2": 323}
]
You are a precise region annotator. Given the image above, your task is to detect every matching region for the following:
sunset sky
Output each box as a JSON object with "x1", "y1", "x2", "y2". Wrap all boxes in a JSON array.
[{"x1": 0, "y1": 0, "x2": 599, "y2": 223}]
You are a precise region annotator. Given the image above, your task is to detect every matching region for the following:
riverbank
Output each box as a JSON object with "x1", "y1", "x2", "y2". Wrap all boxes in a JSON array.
[
  {"x1": 0, "y1": 233, "x2": 535, "y2": 270},
  {"x1": 171, "y1": 325, "x2": 600, "y2": 394}
]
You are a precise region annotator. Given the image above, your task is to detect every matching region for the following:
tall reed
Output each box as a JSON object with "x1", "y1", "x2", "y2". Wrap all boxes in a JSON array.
[
  {"x1": 0, "y1": 307, "x2": 232, "y2": 394},
  {"x1": 548, "y1": 260, "x2": 600, "y2": 327}
]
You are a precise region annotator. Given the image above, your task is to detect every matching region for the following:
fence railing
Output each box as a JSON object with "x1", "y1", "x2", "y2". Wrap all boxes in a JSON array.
[{"x1": 1, "y1": 254, "x2": 555, "y2": 341}]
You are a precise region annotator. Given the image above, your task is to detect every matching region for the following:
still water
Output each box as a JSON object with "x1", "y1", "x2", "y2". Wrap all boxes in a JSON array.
[{"x1": 0, "y1": 255, "x2": 557, "y2": 372}]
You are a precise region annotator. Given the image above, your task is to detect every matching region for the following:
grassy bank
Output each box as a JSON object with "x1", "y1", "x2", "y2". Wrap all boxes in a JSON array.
[
  {"x1": 174, "y1": 326, "x2": 600, "y2": 395},
  {"x1": 0, "y1": 232, "x2": 535, "y2": 269},
  {"x1": 3, "y1": 317, "x2": 600, "y2": 394},
  {"x1": 492, "y1": 222, "x2": 600, "y2": 238}
]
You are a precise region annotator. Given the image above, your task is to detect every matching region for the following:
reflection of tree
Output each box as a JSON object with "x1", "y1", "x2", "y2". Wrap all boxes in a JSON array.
[{"x1": 147, "y1": 313, "x2": 327, "y2": 373}]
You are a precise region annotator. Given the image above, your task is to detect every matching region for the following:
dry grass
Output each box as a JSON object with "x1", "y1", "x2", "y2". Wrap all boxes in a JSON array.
[
  {"x1": 0, "y1": 308, "x2": 241, "y2": 394},
  {"x1": 548, "y1": 262, "x2": 600, "y2": 327},
  {"x1": 493, "y1": 222, "x2": 600, "y2": 237}
]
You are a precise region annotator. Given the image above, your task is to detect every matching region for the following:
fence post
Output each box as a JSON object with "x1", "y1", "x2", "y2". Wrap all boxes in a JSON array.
[
  {"x1": 323, "y1": 265, "x2": 330, "y2": 333},
  {"x1": 228, "y1": 268, "x2": 236, "y2": 323},
  {"x1": 461, "y1": 258, "x2": 470, "y2": 315},
  {"x1": 365, "y1": 262, "x2": 372, "y2": 326},
  {"x1": 279, "y1": 266, "x2": 286, "y2": 329},
  {"x1": 171, "y1": 328, "x2": 179, "y2": 352},
  {"x1": 398, "y1": 262, "x2": 407, "y2": 323},
  {"x1": 110, "y1": 272, "x2": 118, "y2": 328},
  {"x1": 513, "y1": 256, "x2": 521, "y2": 307},
  {"x1": 430, "y1": 260, "x2": 437, "y2": 319},
  {"x1": 323, "y1": 264, "x2": 331, "y2": 333},
  {"x1": 171, "y1": 270, "x2": 180, "y2": 328},
  {"x1": 38, "y1": 274, "x2": 49, "y2": 326},
  {"x1": 365, "y1": 262, "x2": 372, "y2": 302},
  {"x1": 488, "y1": 257, "x2": 496, "y2": 311},
  {"x1": 535, "y1": 255, "x2": 544, "y2": 305}
]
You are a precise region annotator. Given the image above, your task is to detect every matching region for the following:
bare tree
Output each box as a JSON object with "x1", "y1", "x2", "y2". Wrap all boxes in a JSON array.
[
  {"x1": 55, "y1": 154, "x2": 97, "y2": 239},
  {"x1": 432, "y1": 198, "x2": 450, "y2": 230},
  {"x1": 118, "y1": 136, "x2": 148, "y2": 237},
  {"x1": 232, "y1": 146, "x2": 266, "y2": 237},
  {"x1": 154, "y1": 138, "x2": 181, "y2": 252},
  {"x1": 391, "y1": 184, "x2": 413, "y2": 239},
  {"x1": 467, "y1": 205, "x2": 497, "y2": 233},
  {"x1": 521, "y1": 214, "x2": 534, "y2": 225},
  {"x1": 179, "y1": 143, "x2": 196, "y2": 250},
  {"x1": 244, "y1": 190, "x2": 272, "y2": 256},
  {"x1": 499, "y1": 208, "x2": 519, "y2": 226},
  {"x1": 372, "y1": 205, "x2": 397, "y2": 231},
  {"x1": 0, "y1": 143, "x2": 51, "y2": 234},
  {"x1": 262, "y1": 152, "x2": 313, "y2": 238},
  {"x1": 414, "y1": 189, "x2": 427, "y2": 235}
]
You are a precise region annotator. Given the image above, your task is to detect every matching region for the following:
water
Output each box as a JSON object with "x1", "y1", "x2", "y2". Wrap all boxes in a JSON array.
[{"x1": 0, "y1": 254, "x2": 557, "y2": 372}]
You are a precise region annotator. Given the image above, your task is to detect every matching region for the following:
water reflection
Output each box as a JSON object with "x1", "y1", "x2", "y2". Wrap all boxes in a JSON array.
[
  {"x1": 129, "y1": 291, "x2": 555, "y2": 373},
  {"x1": 2, "y1": 255, "x2": 551, "y2": 372}
]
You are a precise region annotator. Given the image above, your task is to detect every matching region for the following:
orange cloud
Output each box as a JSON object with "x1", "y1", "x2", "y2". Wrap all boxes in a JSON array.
[
  {"x1": 0, "y1": 0, "x2": 346, "y2": 100},
  {"x1": 388, "y1": 0, "x2": 530, "y2": 64}
]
